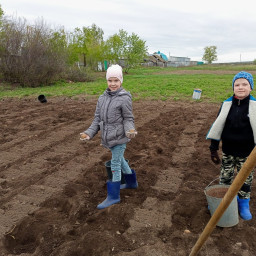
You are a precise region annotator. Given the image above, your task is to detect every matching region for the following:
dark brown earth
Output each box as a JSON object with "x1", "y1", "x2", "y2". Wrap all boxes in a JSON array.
[{"x1": 1, "y1": 96, "x2": 256, "y2": 256}]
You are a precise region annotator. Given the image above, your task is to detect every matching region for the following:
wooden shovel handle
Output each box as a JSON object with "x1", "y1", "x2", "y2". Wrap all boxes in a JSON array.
[{"x1": 189, "y1": 146, "x2": 256, "y2": 256}]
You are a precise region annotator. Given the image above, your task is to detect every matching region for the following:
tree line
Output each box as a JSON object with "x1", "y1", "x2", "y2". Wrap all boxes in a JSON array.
[{"x1": 0, "y1": 5, "x2": 148, "y2": 87}]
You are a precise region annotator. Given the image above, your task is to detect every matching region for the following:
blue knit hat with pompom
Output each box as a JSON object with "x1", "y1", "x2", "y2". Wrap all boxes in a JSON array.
[{"x1": 232, "y1": 71, "x2": 254, "y2": 90}]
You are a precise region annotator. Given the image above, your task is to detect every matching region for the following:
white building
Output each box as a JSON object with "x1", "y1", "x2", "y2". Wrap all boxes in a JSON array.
[{"x1": 167, "y1": 56, "x2": 191, "y2": 67}]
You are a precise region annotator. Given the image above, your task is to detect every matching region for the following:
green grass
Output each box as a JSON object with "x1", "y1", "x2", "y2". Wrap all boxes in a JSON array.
[{"x1": 1, "y1": 65, "x2": 256, "y2": 103}]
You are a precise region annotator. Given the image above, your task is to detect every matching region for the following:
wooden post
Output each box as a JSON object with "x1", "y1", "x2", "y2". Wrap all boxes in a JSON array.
[{"x1": 189, "y1": 146, "x2": 256, "y2": 256}]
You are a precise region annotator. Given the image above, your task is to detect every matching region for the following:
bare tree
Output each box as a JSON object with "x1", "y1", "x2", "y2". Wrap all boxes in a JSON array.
[{"x1": 0, "y1": 16, "x2": 67, "y2": 86}]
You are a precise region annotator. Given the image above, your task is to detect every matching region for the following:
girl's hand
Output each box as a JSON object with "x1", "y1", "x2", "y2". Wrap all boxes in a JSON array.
[
  {"x1": 126, "y1": 129, "x2": 137, "y2": 139},
  {"x1": 210, "y1": 150, "x2": 220, "y2": 164},
  {"x1": 80, "y1": 133, "x2": 90, "y2": 141}
]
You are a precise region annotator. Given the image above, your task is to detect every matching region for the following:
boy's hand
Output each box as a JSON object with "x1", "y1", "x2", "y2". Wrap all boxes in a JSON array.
[
  {"x1": 210, "y1": 150, "x2": 220, "y2": 164},
  {"x1": 80, "y1": 133, "x2": 90, "y2": 141},
  {"x1": 126, "y1": 129, "x2": 137, "y2": 139}
]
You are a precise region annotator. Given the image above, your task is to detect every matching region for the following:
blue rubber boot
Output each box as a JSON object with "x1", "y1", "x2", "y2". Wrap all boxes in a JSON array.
[
  {"x1": 237, "y1": 197, "x2": 252, "y2": 220},
  {"x1": 97, "y1": 181, "x2": 120, "y2": 210},
  {"x1": 120, "y1": 169, "x2": 138, "y2": 189}
]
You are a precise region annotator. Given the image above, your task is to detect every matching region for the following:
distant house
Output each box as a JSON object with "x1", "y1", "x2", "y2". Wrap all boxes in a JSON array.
[
  {"x1": 142, "y1": 51, "x2": 168, "y2": 67},
  {"x1": 190, "y1": 61, "x2": 204, "y2": 66},
  {"x1": 142, "y1": 52, "x2": 202, "y2": 67},
  {"x1": 154, "y1": 51, "x2": 168, "y2": 61},
  {"x1": 167, "y1": 56, "x2": 191, "y2": 67}
]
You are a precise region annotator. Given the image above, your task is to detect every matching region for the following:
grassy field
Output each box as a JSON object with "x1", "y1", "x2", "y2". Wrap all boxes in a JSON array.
[{"x1": 1, "y1": 64, "x2": 256, "y2": 103}]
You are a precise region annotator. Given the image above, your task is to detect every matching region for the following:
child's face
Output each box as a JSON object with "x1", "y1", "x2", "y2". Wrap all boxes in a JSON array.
[
  {"x1": 107, "y1": 77, "x2": 121, "y2": 91},
  {"x1": 233, "y1": 78, "x2": 252, "y2": 99}
]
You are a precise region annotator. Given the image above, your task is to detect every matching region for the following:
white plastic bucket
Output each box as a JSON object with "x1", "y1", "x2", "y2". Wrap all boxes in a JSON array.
[
  {"x1": 192, "y1": 89, "x2": 202, "y2": 100},
  {"x1": 205, "y1": 184, "x2": 239, "y2": 227}
]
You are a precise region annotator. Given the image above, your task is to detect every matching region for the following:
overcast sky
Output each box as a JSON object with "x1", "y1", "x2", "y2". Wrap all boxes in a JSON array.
[{"x1": 1, "y1": 0, "x2": 256, "y2": 63}]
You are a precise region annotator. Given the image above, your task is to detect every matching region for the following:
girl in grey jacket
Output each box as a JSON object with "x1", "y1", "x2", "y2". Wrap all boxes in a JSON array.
[{"x1": 80, "y1": 64, "x2": 138, "y2": 209}]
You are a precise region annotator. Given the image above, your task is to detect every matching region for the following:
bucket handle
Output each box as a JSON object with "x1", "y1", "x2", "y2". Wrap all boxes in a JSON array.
[{"x1": 205, "y1": 177, "x2": 220, "y2": 191}]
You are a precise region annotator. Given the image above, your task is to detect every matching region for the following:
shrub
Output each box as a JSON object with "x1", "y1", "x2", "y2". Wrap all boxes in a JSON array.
[
  {"x1": 0, "y1": 17, "x2": 67, "y2": 87},
  {"x1": 63, "y1": 66, "x2": 95, "y2": 82}
]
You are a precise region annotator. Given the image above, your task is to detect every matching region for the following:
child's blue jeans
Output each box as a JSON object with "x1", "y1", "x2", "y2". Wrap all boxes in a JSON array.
[{"x1": 110, "y1": 143, "x2": 132, "y2": 182}]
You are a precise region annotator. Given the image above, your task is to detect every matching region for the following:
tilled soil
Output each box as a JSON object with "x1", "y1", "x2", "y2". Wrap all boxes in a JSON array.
[{"x1": 0, "y1": 96, "x2": 256, "y2": 256}]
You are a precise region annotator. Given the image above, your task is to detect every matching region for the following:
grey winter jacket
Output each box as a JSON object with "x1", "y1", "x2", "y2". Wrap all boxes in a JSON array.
[{"x1": 84, "y1": 87, "x2": 135, "y2": 148}]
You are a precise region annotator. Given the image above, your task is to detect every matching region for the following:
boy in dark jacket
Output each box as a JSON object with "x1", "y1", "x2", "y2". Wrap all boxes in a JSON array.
[
  {"x1": 207, "y1": 71, "x2": 256, "y2": 220},
  {"x1": 80, "y1": 64, "x2": 138, "y2": 210}
]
